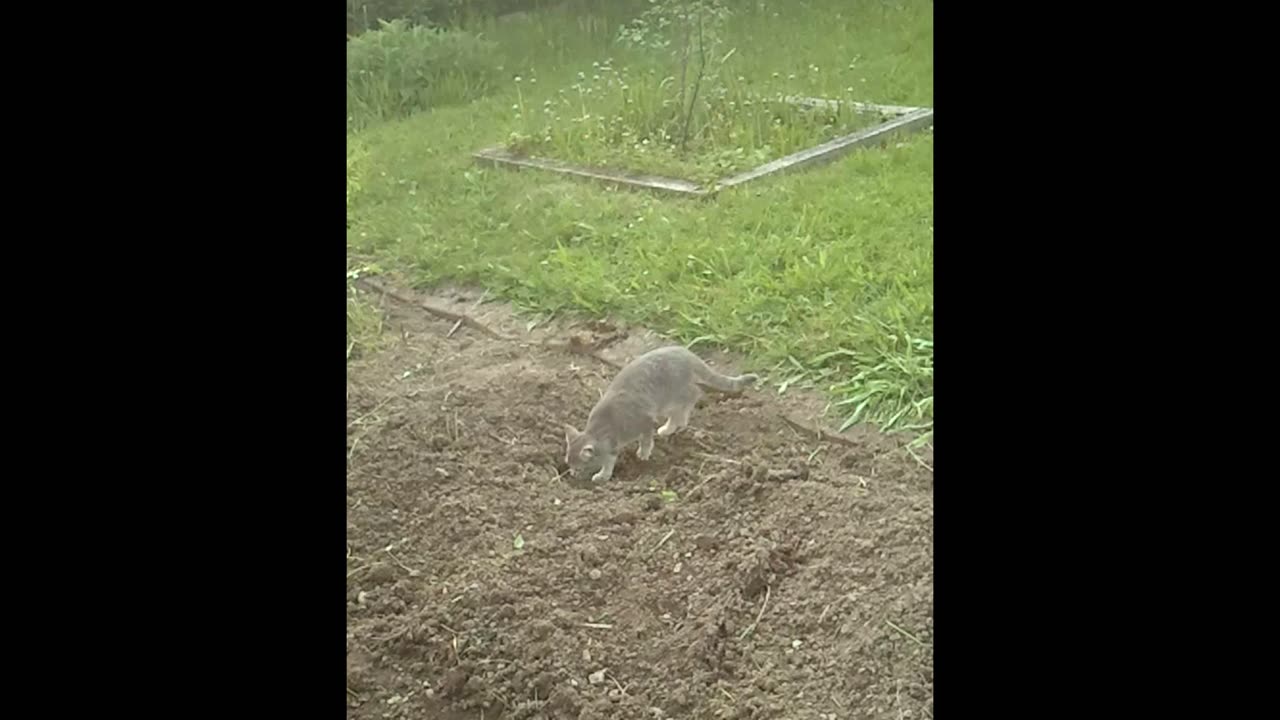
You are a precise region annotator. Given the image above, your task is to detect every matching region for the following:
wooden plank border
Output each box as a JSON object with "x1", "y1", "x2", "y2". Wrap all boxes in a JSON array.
[
  {"x1": 471, "y1": 146, "x2": 711, "y2": 198},
  {"x1": 472, "y1": 98, "x2": 933, "y2": 197}
]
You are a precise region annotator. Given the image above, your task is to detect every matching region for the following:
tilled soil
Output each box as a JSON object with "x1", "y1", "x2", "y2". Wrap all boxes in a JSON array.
[{"x1": 346, "y1": 282, "x2": 933, "y2": 720}]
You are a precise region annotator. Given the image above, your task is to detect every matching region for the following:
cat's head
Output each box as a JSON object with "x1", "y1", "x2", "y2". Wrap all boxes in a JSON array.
[{"x1": 564, "y1": 424, "x2": 605, "y2": 477}]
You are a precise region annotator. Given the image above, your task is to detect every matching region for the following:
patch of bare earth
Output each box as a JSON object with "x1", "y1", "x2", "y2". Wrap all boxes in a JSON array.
[{"x1": 346, "y1": 281, "x2": 933, "y2": 720}]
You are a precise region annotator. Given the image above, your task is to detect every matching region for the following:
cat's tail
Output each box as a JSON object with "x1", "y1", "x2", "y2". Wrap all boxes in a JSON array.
[{"x1": 694, "y1": 363, "x2": 759, "y2": 393}]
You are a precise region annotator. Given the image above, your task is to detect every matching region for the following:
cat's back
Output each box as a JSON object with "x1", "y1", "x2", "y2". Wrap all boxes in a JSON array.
[
  {"x1": 608, "y1": 345, "x2": 700, "y2": 389},
  {"x1": 624, "y1": 344, "x2": 699, "y2": 371},
  {"x1": 637, "y1": 344, "x2": 700, "y2": 365}
]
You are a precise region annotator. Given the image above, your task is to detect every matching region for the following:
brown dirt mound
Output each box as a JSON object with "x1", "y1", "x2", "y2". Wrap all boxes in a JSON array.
[{"x1": 346, "y1": 282, "x2": 933, "y2": 720}]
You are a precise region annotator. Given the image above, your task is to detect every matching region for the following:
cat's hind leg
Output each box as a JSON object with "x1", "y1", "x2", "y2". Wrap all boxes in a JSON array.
[
  {"x1": 637, "y1": 432, "x2": 654, "y2": 460},
  {"x1": 656, "y1": 402, "x2": 695, "y2": 437}
]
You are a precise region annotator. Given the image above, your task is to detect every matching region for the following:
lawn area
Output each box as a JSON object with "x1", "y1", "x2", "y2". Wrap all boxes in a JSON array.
[{"x1": 347, "y1": 0, "x2": 933, "y2": 438}]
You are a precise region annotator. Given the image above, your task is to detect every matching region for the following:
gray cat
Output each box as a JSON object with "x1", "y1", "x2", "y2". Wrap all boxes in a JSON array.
[{"x1": 564, "y1": 345, "x2": 759, "y2": 482}]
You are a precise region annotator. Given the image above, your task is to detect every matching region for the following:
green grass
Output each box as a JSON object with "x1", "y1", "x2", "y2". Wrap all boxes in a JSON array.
[
  {"x1": 347, "y1": 270, "x2": 389, "y2": 362},
  {"x1": 347, "y1": 136, "x2": 366, "y2": 215},
  {"x1": 347, "y1": 0, "x2": 933, "y2": 437}
]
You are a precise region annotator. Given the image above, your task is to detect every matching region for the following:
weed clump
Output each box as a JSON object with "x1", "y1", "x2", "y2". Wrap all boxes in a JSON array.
[{"x1": 347, "y1": 19, "x2": 501, "y2": 130}]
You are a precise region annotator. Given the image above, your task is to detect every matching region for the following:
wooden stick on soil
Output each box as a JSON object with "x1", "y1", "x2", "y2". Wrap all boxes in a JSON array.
[
  {"x1": 782, "y1": 415, "x2": 934, "y2": 475},
  {"x1": 780, "y1": 414, "x2": 861, "y2": 448},
  {"x1": 353, "y1": 277, "x2": 516, "y2": 341},
  {"x1": 448, "y1": 290, "x2": 489, "y2": 337}
]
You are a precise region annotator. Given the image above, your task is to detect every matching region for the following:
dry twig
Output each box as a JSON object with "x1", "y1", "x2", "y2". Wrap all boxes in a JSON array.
[
  {"x1": 780, "y1": 415, "x2": 860, "y2": 447},
  {"x1": 904, "y1": 445, "x2": 934, "y2": 472},
  {"x1": 738, "y1": 584, "x2": 771, "y2": 640},
  {"x1": 449, "y1": 290, "x2": 489, "y2": 337},
  {"x1": 649, "y1": 528, "x2": 676, "y2": 555},
  {"x1": 684, "y1": 472, "x2": 720, "y2": 500}
]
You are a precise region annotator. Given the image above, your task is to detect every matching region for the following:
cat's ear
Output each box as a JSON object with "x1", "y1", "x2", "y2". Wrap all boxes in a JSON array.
[
  {"x1": 579, "y1": 445, "x2": 595, "y2": 460},
  {"x1": 564, "y1": 424, "x2": 582, "y2": 444}
]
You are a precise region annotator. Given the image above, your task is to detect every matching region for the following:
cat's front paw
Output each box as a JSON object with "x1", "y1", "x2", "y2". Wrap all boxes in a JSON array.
[{"x1": 591, "y1": 469, "x2": 611, "y2": 482}]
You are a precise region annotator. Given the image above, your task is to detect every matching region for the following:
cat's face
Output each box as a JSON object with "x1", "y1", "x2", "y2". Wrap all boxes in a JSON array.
[{"x1": 564, "y1": 425, "x2": 602, "y2": 477}]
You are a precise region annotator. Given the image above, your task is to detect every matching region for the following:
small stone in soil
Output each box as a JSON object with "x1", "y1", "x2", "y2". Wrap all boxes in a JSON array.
[
  {"x1": 588, "y1": 669, "x2": 607, "y2": 685},
  {"x1": 589, "y1": 568, "x2": 602, "y2": 580}
]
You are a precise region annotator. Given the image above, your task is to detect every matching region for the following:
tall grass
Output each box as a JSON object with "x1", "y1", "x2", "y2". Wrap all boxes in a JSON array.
[
  {"x1": 347, "y1": 19, "x2": 503, "y2": 131},
  {"x1": 460, "y1": 1, "x2": 639, "y2": 70}
]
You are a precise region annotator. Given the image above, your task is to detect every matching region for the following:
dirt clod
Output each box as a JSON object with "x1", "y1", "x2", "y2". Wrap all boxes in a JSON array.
[{"x1": 365, "y1": 562, "x2": 396, "y2": 585}]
